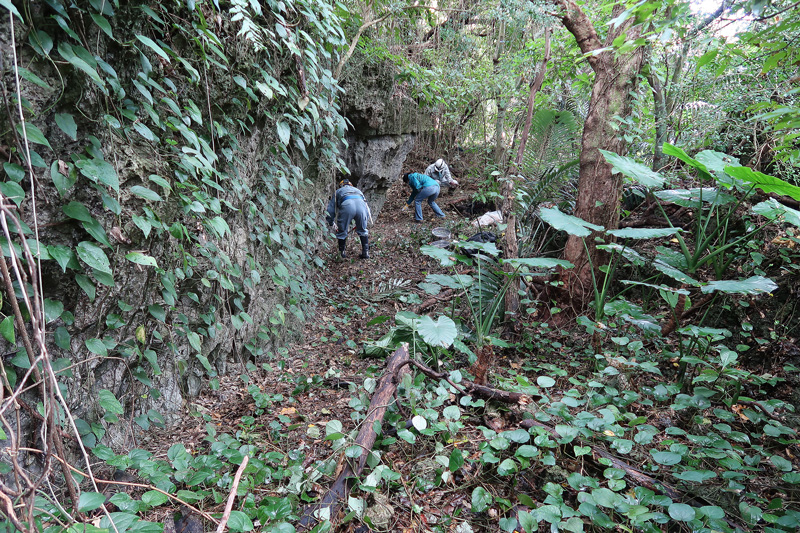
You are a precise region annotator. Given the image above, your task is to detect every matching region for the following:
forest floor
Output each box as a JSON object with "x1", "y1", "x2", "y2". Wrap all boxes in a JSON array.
[
  {"x1": 141, "y1": 163, "x2": 530, "y2": 532},
  {"x1": 138, "y1": 158, "x2": 800, "y2": 532}
]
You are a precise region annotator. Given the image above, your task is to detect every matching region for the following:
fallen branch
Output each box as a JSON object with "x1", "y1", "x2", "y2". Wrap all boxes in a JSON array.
[
  {"x1": 298, "y1": 344, "x2": 411, "y2": 531},
  {"x1": 417, "y1": 288, "x2": 457, "y2": 313},
  {"x1": 521, "y1": 419, "x2": 680, "y2": 499},
  {"x1": 404, "y1": 358, "x2": 531, "y2": 404},
  {"x1": 215, "y1": 456, "x2": 249, "y2": 533}
]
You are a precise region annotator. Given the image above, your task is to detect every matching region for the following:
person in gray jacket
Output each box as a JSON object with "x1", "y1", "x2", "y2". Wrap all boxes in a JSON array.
[
  {"x1": 425, "y1": 158, "x2": 459, "y2": 190},
  {"x1": 326, "y1": 179, "x2": 371, "y2": 259}
]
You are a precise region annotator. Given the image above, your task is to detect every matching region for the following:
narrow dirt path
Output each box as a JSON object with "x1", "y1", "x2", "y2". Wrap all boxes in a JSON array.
[{"x1": 137, "y1": 173, "x2": 498, "y2": 529}]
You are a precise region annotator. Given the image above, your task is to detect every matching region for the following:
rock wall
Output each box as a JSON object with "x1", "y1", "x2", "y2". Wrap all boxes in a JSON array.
[
  {"x1": 0, "y1": 1, "x2": 344, "y2": 460},
  {"x1": 338, "y1": 50, "x2": 428, "y2": 215}
]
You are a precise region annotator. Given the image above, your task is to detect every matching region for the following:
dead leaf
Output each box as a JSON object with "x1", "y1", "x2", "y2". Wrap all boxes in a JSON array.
[{"x1": 732, "y1": 404, "x2": 749, "y2": 422}]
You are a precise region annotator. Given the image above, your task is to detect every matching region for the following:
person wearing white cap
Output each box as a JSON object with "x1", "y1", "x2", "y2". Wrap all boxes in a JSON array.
[{"x1": 424, "y1": 159, "x2": 459, "y2": 191}]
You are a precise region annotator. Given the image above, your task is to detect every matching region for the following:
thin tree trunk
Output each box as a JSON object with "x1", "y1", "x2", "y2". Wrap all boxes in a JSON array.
[
  {"x1": 502, "y1": 27, "x2": 551, "y2": 321},
  {"x1": 493, "y1": 21, "x2": 507, "y2": 165}
]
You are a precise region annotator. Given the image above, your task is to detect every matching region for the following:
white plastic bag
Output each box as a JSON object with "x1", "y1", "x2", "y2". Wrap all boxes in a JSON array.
[{"x1": 471, "y1": 210, "x2": 503, "y2": 228}]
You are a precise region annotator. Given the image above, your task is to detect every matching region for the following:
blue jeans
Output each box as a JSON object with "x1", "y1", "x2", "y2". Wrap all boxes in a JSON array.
[{"x1": 413, "y1": 185, "x2": 445, "y2": 221}]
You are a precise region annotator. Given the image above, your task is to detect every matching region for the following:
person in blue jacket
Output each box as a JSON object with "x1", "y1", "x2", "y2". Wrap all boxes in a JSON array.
[
  {"x1": 402, "y1": 172, "x2": 446, "y2": 222},
  {"x1": 326, "y1": 179, "x2": 371, "y2": 259}
]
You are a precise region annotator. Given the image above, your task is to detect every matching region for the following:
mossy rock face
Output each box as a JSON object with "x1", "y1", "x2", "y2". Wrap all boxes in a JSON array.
[
  {"x1": 2, "y1": 2, "x2": 341, "y2": 457},
  {"x1": 338, "y1": 49, "x2": 432, "y2": 217}
]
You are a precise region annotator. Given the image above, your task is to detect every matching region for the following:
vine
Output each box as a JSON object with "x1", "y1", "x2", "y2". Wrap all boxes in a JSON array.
[{"x1": 0, "y1": 0, "x2": 346, "y2": 528}]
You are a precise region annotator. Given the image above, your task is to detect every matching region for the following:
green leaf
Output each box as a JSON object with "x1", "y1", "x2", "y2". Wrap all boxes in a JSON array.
[
  {"x1": 770, "y1": 454, "x2": 793, "y2": 472},
  {"x1": 420, "y1": 245, "x2": 458, "y2": 267},
  {"x1": 98, "y1": 389, "x2": 123, "y2": 414},
  {"x1": 82, "y1": 218, "x2": 112, "y2": 248},
  {"x1": 63, "y1": 201, "x2": 93, "y2": 222},
  {"x1": 76, "y1": 241, "x2": 112, "y2": 274},
  {"x1": 653, "y1": 261, "x2": 700, "y2": 286},
  {"x1": 449, "y1": 448, "x2": 464, "y2": 472},
  {"x1": 85, "y1": 338, "x2": 108, "y2": 356},
  {"x1": 502, "y1": 257, "x2": 574, "y2": 269},
  {"x1": 75, "y1": 274, "x2": 96, "y2": 301},
  {"x1": 497, "y1": 458, "x2": 517, "y2": 475},
  {"x1": 17, "y1": 67, "x2": 50, "y2": 90},
  {"x1": 443, "y1": 405, "x2": 461, "y2": 420},
  {"x1": 752, "y1": 199, "x2": 800, "y2": 227},
  {"x1": 1, "y1": 0, "x2": 24, "y2": 21},
  {"x1": 471, "y1": 486, "x2": 492, "y2": 512},
  {"x1": 651, "y1": 451, "x2": 682, "y2": 465},
  {"x1": 277, "y1": 121, "x2": 291, "y2": 145},
  {"x1": 44, "y1": 298, "x2": 63, "y2": 323},
  {"x1": 591, "y1": 487, "x2": 621, "y2": 508},
  {"x1": 90, "y1": 13, "x2": 114, "y2": 39},
  {"x1": 672, "y1": 470, "x2": 717, "y2": 482},
  {"x1": 411, "y1": 415, "x2": 427, "y2": 431},
  {"x1": 125, "y1": 252, "x2": 158, "y2": 268},
  {"x1": 540, "y1": 206, "x2": 604, "y2": 237},
  {"x1": 701, "y1": 276, "x2": 777, "y2": 295},
  {"x1": 654, "y1": 188, "x2": 735, "y2": 207},
  {"x1": 600, "y1": 150, "x2": 665, "y2": 187},
  {"x1": 4, "y1": 162, "x2": 25, "y2": 182},
  {"x1": 227, "y1": 511, "x2": 253, "y2": 532},
  {"x1": 130, "y1": 186, "x2": 162, "y2": 202},
  {"x1": 518, "y1": 510, "x2": 538, "y2": 533},
  {"x1": 133, "y1": 122, "x2": 157, "y2": 142},
  {"x1": 54, "y1": 326, "x2": 70, "y2": 350},
  {"x1": 78, "y1": 492, "x2": 106, "y2": 512},
  {"x1": 207, "y1": 216, "x2": 230, "y2": 238},
  {"x1": 16, "y1": 123, "x2": 51, "y2": 149},
  {"x1": 725, "y1": 165, "x2": 800, "y2": 201},
  {"x1": 148, "y1": 304, "x2": 166, "y2": 322},
  {"x1": 55, "y1": 113, "x2": 78, "y2": 141},
  {"x1": 0, "y1": 182, "x2": 25, "y2": 206},
  {"x1": 537, "y1": 376, "x2": 555, "y2": 388},
  {"x1": 141, "y1": 490, "x2": 168, "y2": 506},
  {"x1": 607, "y1": 227, "x2": 681, "y2": 239},
  {"x1": 416, "y1": 315, "x2": 457, "y2": 348},
  {"x1": 76, "y1": 158, "x2": 119, "y2": 192},
  {"x1": 187, "y1": 331, "x2": 202, "y2": 352},
  {"x1": 668, "y1": 503, "x2": 696, "y2": 522},
  {"x1": 135, "y1": 35, "x2": 170, "y2": 62},
  {"x1": 57, "y1": 43, "x2": 106, "y2": 92},
  {"x1": 0, "y1": 316, "x2": 15, "y2": 344},
  {"x1": 696, "y1": 49, "x2": 718, "y2": 69},
  {"x1": 663, "y1": 144, "x2": 712, "y2": 180},
  {"x1": 47, "y1": 244, "x2": 80, "y2": 272}
]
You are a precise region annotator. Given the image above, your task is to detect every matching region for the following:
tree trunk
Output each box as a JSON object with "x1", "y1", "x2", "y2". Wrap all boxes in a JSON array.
[
  {"x1": 503, "y1": 28, "x2": 552, "y2": 322},
  {"x1": 493, "y1": 21, "x2": 507, "y2": 165},
  {"x1": 555, "y1": 0, "x2": 645, "y2": 310}
]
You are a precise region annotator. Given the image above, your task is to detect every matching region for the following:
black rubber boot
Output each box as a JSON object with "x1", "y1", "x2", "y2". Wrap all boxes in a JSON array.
[
  {"x1": 337, "y1": 238, "x2": 347, "y2": 258},
  {"x1": 359, "y1": 235, "x2": 370, "y2": 259}
]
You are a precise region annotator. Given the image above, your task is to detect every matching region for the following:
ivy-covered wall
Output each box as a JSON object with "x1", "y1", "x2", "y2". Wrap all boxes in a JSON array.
[{"x1": 0, "y1": 0, "x2": 349, "y2": 452}]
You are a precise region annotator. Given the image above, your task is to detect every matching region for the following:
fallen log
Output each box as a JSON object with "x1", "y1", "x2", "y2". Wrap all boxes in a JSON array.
[
  {"x1": 417, "y1": 288, "x2": 457, "y2": 313},
  {"x1": 298, "y1": 344, "x2": 411, "y2": 531}
]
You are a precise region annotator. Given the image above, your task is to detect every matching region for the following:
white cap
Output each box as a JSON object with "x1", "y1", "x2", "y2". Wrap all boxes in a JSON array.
[{"x1": 435, "y1": 158, "x2": 444, "y2": 170}]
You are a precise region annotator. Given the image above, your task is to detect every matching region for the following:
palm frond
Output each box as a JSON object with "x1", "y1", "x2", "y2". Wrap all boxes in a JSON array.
[
  {"x1": 520, "y1": 109, "x2": 579, "y2": 179},
  {"x1": 468, "y1": 257, "x2": 505, "y2": 334}
]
